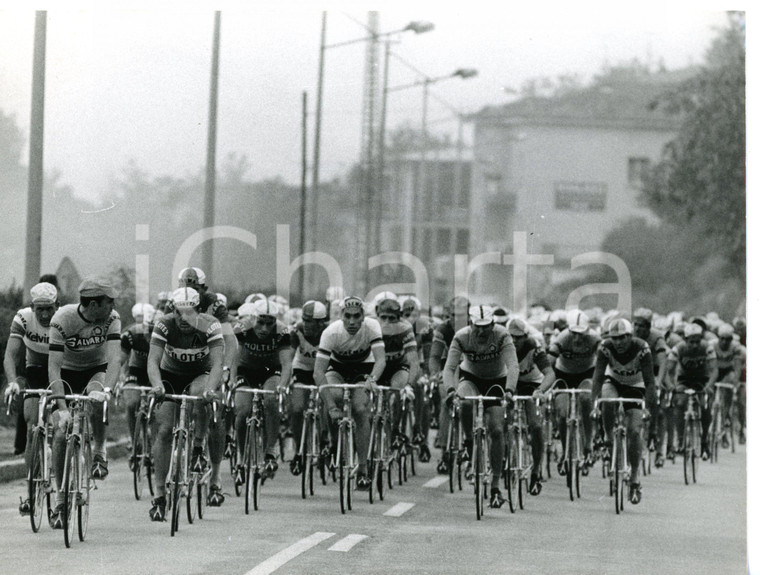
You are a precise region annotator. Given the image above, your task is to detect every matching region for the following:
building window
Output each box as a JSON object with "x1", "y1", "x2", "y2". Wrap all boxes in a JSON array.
[
  {"x1": 554, "y1": 182, "x2": 607, "y2": 211},
  {"x1": 628, "y1": 157, "x2": 650, "y2": 186}
]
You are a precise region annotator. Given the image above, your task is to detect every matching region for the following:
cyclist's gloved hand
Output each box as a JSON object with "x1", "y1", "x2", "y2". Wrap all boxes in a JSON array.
[
  {"x1": 57, "y1": 408, "x2": 72, "y2": 431},
  {"x1": 4, "y1": 381, "x2": 20, "y2": 400},
  {"x1": 150, "y1": 386, "x2": 165, "y2": 401},
  {"x1": 88, "y1": 389, "x2": 109, "y2": 403}
]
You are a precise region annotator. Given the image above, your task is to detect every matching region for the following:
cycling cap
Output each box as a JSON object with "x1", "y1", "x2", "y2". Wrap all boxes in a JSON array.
[
  {"x1": 178, "y1": 267, "x2": 206, "y2": 288},
  {"x1": 401, "y1": 295, "x2": 421, "y2": 311},
  {"x1": 494, "y1": 307, "x2": 509, "y2": 325},
  {"x1": 469, "y1": 305, "x2": 494, "y2": 327},
  {"x1": 30, "y1": 282, "x2": 57, "y2": 304},
  {"x1": 251, "y1": 299, "x2": 279, "y2": 319},
  {"x1": 216, "y1": 293, "x2": 228, "y2": 306},
  {"x1": 172, "y1": 287, "x2": 200, "y2": 310},
  {"x1": 237, "y1": 302, "x2": 257, "y2": 319},
  {"x1": 689, "y1": 317, "x2": 708, "y2": 331},
  {"x1": 79, "y1": 277, "x2": 117, "y2": 299},
  {"x1": 302, "y1": 300, "x2": 328, "y2": 320},
  {"x1": 132, "y1": 302, "x2": 156, "y2": 323},
  {"x1": 684, "y1": 323, "x2": 703, "y2": 338},
  {"x1": 507, "y1": 318, "x2": 528, "y2": 336},
  {"x1": 374, "y1": 291, "x2": 399, "y2": 312},
  {"x1": 244, "y1": 292, "x2": 267, "y2": 304},
  {"x1": 341, "y1": 296, "x2": 364, "y2": 311},
  {"x1": 632, "y1": 308, "x2": 653, "y2": 325},
  {"x1": 566, "y1": 309, "x2": 590, "y2": 333},
  {"x1": 157, "y1": 291, "x2": 170, "y2": 302},
  {"x1": 717, "y1": 324, "x2": 734, "y2": 338},
  {"x1": 607, "y1": 318, "x2": 633, "y2": 337}
]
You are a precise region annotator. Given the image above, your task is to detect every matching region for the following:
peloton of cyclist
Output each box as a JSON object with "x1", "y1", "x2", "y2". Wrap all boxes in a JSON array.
[
  {"x1": 313, "y1": 296, "x2": 386, "y2": 491},
  {"x1": 3, "y1": 282, "x2": 58, "y2": 516},
  {"x1": 48, "y1": 278, "x2": 122, "y2": 528},
  {"x1": 442, "y1": 305, "x2": 519, "y2": 508},
  {"x1": 665, "y1": 322, "x2": 718, "y2": 461},
  {"x1": 147, "y1": 287, "x2": 226, "y2": 521},
  {"x1": 710, "y1": 323, "x2": 744, "y2": 447},
  {"x1": 229, "y1": 299, "x2": 293, "y2": 483},
  {"x1": 591, "y1": 318, "x2": 656, "y2": 504}
]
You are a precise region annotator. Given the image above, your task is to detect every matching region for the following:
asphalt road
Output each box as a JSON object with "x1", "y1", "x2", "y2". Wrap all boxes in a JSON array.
[{"x1": 0, "y1": 440, "x2": 746, "y2": 575}]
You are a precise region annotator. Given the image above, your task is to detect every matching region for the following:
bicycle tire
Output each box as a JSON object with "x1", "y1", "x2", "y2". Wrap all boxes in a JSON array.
[
  {"x1": 544, "y1": 419, "x2": 553, "y2": 480},
  {"x1": 367, "y1": 420, "x2": 377, "y2": 504},
  {"x1": 132, "y1": 421, "x2": 146, "y2": 500},
  {"x1": 691, "y1": 422, "x2": 699, "y2": 484},
  {"x1": 144, "y1": 419, "x2": 155, "y2": 497},
  {"x1": 300, "y1": 415, "x2": 312, "y2": 500},
  {"x1": 78, "y1": 441, "x2": 91, "y2": 541},
  {"x1": 729, "y1": 415, "x2": 736, "y2": 453},
  {"x1": 446, "y1": 419, "x2": 456, "y2": 493},
  {"x1": 710, "y1": 407, "x2": 720, "y2": 464},
  {"x1": 346, "y1": 425, "x2": 354, "y2": 511},
  {"x1": 186, "y1": 474, "x2": 196, "y2": 524},
  {"x1": 566, "y1": 420, "x2": 575, "y2": 501},
  {"x1": 506, "y1": 431, "x2": 517, "y2": 513},
  {"x1": 230, "y1": 441, "x2": 241, "y2": 498},
  {"x1": 170, "y1": 431, "x2": 184, "y2": 537},
  {"x1": 683, "y1": 419, "x2": 691, "y2": 486},
  {"x1": 197, "y1": 475, "x2": 207, "y2": 520},
  {"x1": 474, "y1": 430, "x2": 485, "y2": 520},
  {"x1": 609, "y1": 437, "x2": 616, "y2": 496},
  {"x1": 519, "y1": 430, "x2": 531, "y2": 510},
  {"x1": 29, "y1": 431, "x2": 45, "y2": 533},
  {"x1": 62, "y1": 440, "x2": 78, "y2": 548},
  {"x1": 338, "y1": 427, "x2": 347, "y2": 514}
]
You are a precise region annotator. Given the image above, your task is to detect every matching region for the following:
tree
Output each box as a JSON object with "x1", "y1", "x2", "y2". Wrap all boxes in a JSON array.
[{"x1": 642, "y1": 13, "x2": 745, "y2": 278}]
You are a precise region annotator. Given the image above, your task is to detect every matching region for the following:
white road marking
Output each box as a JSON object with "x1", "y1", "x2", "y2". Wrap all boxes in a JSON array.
[
  {"x1": 244, "y1": 531, "x2": 335, "y2": 575},
  {"x1": 423, "y1": 476, "x2": 448, "y2": 488},
  {"x1": 383, "y1": 502, "x2": 415, "y2": 517},
  {"x1": 328, "y1": 534, "x2": 368, "y2": 552}
]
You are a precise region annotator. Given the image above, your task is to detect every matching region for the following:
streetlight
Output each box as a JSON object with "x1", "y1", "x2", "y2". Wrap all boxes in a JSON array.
[
  {"x1": 308, "y1": 13, "x2": 434, "y2": 296},
  {"x1": 377, "y1": 64, "x2": 478, "y2": 256}
]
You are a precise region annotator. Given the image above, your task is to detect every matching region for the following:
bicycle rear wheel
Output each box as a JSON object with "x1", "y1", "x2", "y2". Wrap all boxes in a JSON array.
[
  {"x1": 474, "y1": 431, "x2": 484, "y2": 520},
  {"x1": 691, "y1": 423, "x2": 699, "y2": 483},
  {"x1": 197, "y1": 473, "x2": 208, "y2": 519},
  {"x1": 506, "y1": 431, "x2": 517, "y2": 513},
  {"x1": 614, "y1": 435, "x2": 624, "y2": 514},
  {"x1": 683, "y1": 419, "x2": 692, "y2": 486},
  {"x1": 367, "y1": 420, "x2": 378, "y2": 504},
  {"x1": 544, "y1": 419, "x2": 553, "y2": 480},
  {"x1": 518, "y1": 431, "x2": 531, "y2": 510},
  {"x1": 186, "y1": 474, "x2": 196, "y2": 524},
  {"x1": 170, "y1": 431, "x2": 184, "y2": 537},
  {"x1": 566, "y1": 420, "x2": 576, "y2": 501},
  {"x1": 338, "y1": 427, "x2": 348, "y2": 514},
  {"x1": 710, "y1": 408, "x2": 720, "y2": 464},
  {"x1": 300, "y1": 415, "x2": 313, "y2": 500},
  {"x1": 133, "y1": 421, "x2": 146, "y2": 500},
  {"x1": 78, "y1": 441, "x2": 91, "y2": 541},
  {"x1": 62, "y1": 440, "x2": 78, "y2": 548},
  {"x1": 28, "y1": 431, "x2": 45, "y2": 533}
]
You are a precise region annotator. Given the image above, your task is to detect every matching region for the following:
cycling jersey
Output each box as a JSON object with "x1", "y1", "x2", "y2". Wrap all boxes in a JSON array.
[
  {"x1": 515, "y1": 337, "x2": 550, "y2": 384},
  {"x1": 380, "y1": 319, "x2": 417, "y2": 368},
  {"x1": 548, "y1": 329, "x2": 600, "y2": 373},
  {"x1": 48, "y1": 304, "x2": 121, "y2": 370},
  {"x1": 598, "y1": 337, "x2": 651, "y2": 388},
  {"x1": 447, "y1": 324, "x2": 517, "y2": 380},
  {"x1": 317, "y1": 317, "x2": 383, "y2": 366},
  {"x1": 431, "y1": 322, "x2": 456, "y2": 350},
  {"x1": 668, "y1": 340, "x2": 716, "y2": 385},
  {"x1": 120, "y1": 323, "x2": 152, "y2": 370},
  {"x1": 710, "y1": 339, "x2": 743, "y2": 374},
  {"x1": 290, "y1": 322, "x2": 324, "y2": 372},
  {"x1": 234, "y1": 317, "x2": 290, "y2": 371},
  {"x1": 644, "y1": 328, "x2": 668, "y2": 365},
  {"x1": 165, "y1": 290, "x2": 229, "y2": 323},
  {"x1": 151, "y1": 312, "x2": 223, "y2": 376},
  {"x1": 9, "y1": 307, "x2": 50, "y2": 368}
]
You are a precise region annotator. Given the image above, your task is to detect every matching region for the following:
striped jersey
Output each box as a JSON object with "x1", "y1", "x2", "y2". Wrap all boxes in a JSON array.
[
  {"x1": 9, "y1": 307, "x2": 50, "y2": 368},
  {"x1": 48, "y1": 304, "x2": 121, "y2": 370},
  {"x1": 151, "y1": 312, "x2": 223, "y2": 376},
  {"x1": 380, "y1": 319, "x2": 417, "y2": 367},
  {"x1": 549, "y1": 329, "x2": 601, "y2": 373},
  {"x1": 599, "y1": 337, "x2": 651, "y2": 388},
  {"x1": 317, "y1": 317, "x2": 384, "y2": 365},
  {"x1": 447, "y1": 324, "x2": 517, "y2": 380},
  {"x1": 233, "y1": 317, "x2": 290, "y2": 370}
]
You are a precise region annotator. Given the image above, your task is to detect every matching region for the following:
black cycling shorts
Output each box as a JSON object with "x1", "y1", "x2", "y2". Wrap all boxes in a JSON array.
[
  {"x1": 378, "y1": 362, "x2": 409, "y2": 386},
  {"x1": 127, "y1": 366, "x2": 149, "y2": 385},
  {"x1": 603, "y1": 377, "x2": 645, "y2": 411},
  {"x1": 459, "y1": 369, "x2": 506, "y2": 398},
  {"x1": 553, "y1": 367, "x2": 595, "y2": 389},
  {"x1": 160, "y1": 369, "x2": 207, "y2": 396},
  {"x1": 238, "y1": 365, "x2": 280, "y2": 388},
  {"x1": 61, "y1": 364, "x2": 108, "y2": 395},
  {"x1": 292, "y1": 368, "x2": 315, "y2": 386},
  {"x1": 326, "y1": 361, "x2": 373, "y2": 384},
  {"x1": 25, "y1": 365, "x2": 49, "y2": 391},
  {"x1": 516, "y1": 380, "x2": 539, "y2": 396}
]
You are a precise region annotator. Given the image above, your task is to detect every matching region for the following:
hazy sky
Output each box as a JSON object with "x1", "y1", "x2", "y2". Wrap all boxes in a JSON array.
[{"x1": 0, "y1": 3, "x2": 730, "y2": 203}]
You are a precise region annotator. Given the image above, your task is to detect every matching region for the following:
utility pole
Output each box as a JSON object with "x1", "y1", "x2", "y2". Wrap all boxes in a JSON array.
[
  {"x1": 24, "y1": 11, "x2": 46, "y2": 296},
  {"x1": 202, "y1": 11, "x2": 221, "y2": 280},
  {"x1": 299, "y1": 91, "x2": 308, "y2": 299}
]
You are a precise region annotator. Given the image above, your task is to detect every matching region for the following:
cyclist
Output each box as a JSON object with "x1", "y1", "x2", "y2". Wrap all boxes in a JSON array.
[
  {"x1": 155, "y1": 291, "x2": 171, "y2": 315},
  {"x1": 3, "y1": 282, "x2": 58, "y2": 516},
  {"x1": 539, "y1": 309, "x2": 600, "y2": 474},
  {"x1": 710, "y1": 324, "x2": 744, "y2": 447},
  {"x1": 313, "y1": 296, "x2": 386, "y2": 491},
  {"x1": 507, "y1": 317, "x2": 552, "y2": 496},
  {"x1": 374, "y1": 293, "x2": 420, "y2": 455},
  {"x1": 288, "y1": 300, "x2": 330, "y2": 475},
  {"x1": 632, "y1": 308, "x2": 669, "y2": 467},
  {"x1": 48, "y1": 277, "x2": 122, "y2": 528},
  {"x1": 229, "y1": 299, "x2": 293, "y2": 483},
  {"x1": 591, "y1": 318, "x2": 656, "y2": 504},
  {"x1": 147, "y1": 287, "x2": 226, "y2": 521},
  {"x1": 442, "y1": 305, "x2": 519, "y2": 508},
  {"x1": 428, "y1": 296, "x2": 470, "y2": 474},
  {"x1": 665, "y1": 322, "x2": 718, "y2": 461},
  {"x1": 118, "y1": 302, "x2": 156, "y2": 466}
]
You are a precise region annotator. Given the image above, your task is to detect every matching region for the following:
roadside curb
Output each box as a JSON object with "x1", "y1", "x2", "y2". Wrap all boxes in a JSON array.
[{"x1": 0, "y1": 436, "x2": 131, "y2": 484}]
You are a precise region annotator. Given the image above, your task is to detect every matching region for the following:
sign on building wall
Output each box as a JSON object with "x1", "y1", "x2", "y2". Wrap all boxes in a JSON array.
[{"x1": 553, "y1": 182, "x2": 607, "y2": 211}]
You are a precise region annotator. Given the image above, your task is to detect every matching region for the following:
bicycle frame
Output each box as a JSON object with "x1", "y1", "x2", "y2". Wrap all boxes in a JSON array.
[
  {"x1": 367, "y1": 385, "x2": 399, "y2": 503},
  {"x1": 24, "y1": 388, "x2": 54, "y2": 533},
  {"x1": 507, "y1": 396, "x2": 538, "y2": 511},
  {"x1": 682, "y1": 389, "x2": 702, "y2": 485},
  {"x1": 128, "y1": 386, "x2": 155, "y2": 501},
  {"x1": 293, "y1": 383, "x2": 322, "y2": 498},
  {"x1": 552, "y1": 387, "x2": 591, "y2": 502}
]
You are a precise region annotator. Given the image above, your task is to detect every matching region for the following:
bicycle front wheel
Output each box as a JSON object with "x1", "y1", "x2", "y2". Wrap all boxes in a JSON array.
[
  {"x1": 474, "y1": 430, "x2": 485, "y2": 520},
  {"x1": 78, "y1": 441, "x2": 91, "y2": 541},
  {"x1": 132, "y1": 421, "x2": 146, "y2": 500},
  {"x1": 506, "y1": 431, "x2": 517, "y2": 513},
  {"x1": 28, "y1": 430, "x2": 46, "y2": 533},
  {"x1": 170, "y1": 431, "x2": 185, "y2": 537},
  {"x1": 62, "y1": 440, "x2": 79, "y2": 548},
  {"x1": 338, "y1": 427, "x2": 348, "y2": 514},
  {"x1": 691, "y1": 421, "x2": 699, "y2": 483},
  {"x1": 683, "y1": 419, "x2": 692, "y2": 486}
]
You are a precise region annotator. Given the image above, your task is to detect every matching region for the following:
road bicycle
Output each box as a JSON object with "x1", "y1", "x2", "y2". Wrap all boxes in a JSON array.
[
  {"x1": 50, "y1": 385, "x2": 111, "y2": 548},
  {"x1": 396, "y1": 386, "x2": 417, "y2": 485},
  {"x1": 505, "y1": 395, "x2": 537, "y2": 512},
  {"x1": 445, "y1": 391, "x2": 465, "y2": 494},
  {"x1": 682, "y1": 388, "x2": 702, "y2": 486},
  {"x1": 124, "y1": 385, "x2": 156, "y2": 501},
  {"x1": 710, "y1": 382, "x2": 735, "y2": 462},
  {"x1": 367, "y1": 385, "x2": 398, "y2": 503},
  {"x1": 292, "y1": 383, "x2": 325, "y2": 499},
  {"x1": 458, "y1": 393, "x2": 504, "y2": 520},
  {"x1": 594, "y1": 397, "x2": 646, "y2": 514},
  {"x1": 540, "y1": 390, "x2": 558, "y2": 481},
  {"x1": 222, "y1": 382, "x2": 240, "y2": 497},
  {"x1": 321, "y1": 382, "x2": 365, "y2": 514},
  {"x1": 553, "y1": 387, "x2": 591, "y2": 501}
]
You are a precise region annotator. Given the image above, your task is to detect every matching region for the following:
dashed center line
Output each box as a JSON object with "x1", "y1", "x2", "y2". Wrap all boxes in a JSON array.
[
  {"x1": 329, "y1": 534, "x2": 368, "y2": 552},
  {"x1": 244, "y1": 531, "x2": 335, "y2": 575},
  {"x1": 383, "y1": 502, "x2": 415, "y2": 517},
  {"x1": 423, "y1": 476, "x2": 449, "y2": 488}
]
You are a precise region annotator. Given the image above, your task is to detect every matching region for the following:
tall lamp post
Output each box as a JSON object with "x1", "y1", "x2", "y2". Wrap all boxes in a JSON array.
[
  {"x1": 379, "y1": 67, "x2": 477, "y2": 256},
  {"x1": 308, "y1": 14, "x2": 433, "y2": 296}
]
